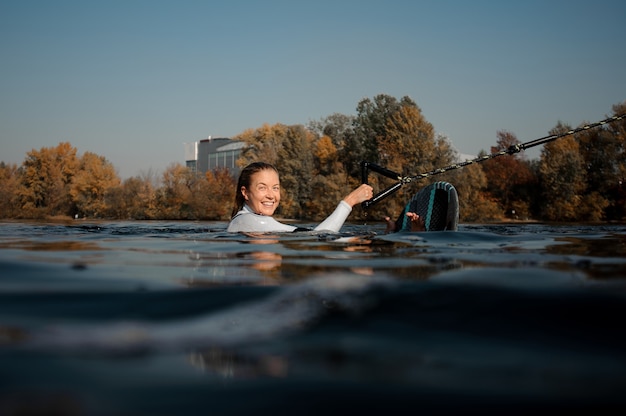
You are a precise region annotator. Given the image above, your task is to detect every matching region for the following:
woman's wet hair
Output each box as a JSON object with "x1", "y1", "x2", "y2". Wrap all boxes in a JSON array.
[{"x1": 231, "y1": 162, "x2": 279, "y2": 218}]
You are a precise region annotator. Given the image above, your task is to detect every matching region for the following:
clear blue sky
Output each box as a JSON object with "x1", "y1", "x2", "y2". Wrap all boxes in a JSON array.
[{"x1": 1, "y1": 0, "x2": 625, "y2": 179}]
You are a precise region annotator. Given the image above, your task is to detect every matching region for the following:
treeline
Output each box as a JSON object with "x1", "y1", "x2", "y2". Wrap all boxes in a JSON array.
[
  {"x1": 1, "y1": 95, "x2": 625, "y2": 223},
  {"x1": 0, "y1": 143, "x2": 236, "y2": 221}
]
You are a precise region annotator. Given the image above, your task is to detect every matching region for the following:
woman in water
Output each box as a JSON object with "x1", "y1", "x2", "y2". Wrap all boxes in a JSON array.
[{"x1": 227, "y1": 162, "x2": 430, "y2": 233}]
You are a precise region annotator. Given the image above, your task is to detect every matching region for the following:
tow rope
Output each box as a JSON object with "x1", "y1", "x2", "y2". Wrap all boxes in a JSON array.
[{"x1": 362, "y1": 113, "x2": 626, "y2": 208}]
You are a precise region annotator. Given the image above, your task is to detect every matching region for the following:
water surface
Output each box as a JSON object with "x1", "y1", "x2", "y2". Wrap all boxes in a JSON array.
[{"x1": 1, "y1": 221, "x2": 625, "y2": 415}]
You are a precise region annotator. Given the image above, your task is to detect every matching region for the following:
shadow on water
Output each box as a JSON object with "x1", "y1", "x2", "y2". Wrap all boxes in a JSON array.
[{"x1": 0, "y1": 221, "x2": 625, "y2": 414}]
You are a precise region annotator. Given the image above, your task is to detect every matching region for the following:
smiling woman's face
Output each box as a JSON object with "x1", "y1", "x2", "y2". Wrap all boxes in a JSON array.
[{"x1": 241, "y1": 168, "x2": 281, "y2": 216}]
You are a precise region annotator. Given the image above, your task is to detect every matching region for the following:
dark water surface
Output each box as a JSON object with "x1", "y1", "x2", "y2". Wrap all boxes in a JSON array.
[{"x1": 1, "y1": 220, "x2": 625, "y2": 415}]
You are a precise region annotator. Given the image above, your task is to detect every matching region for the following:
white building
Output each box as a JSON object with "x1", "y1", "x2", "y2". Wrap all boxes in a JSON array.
[{"x1": 184, "y1": 137, "x2": 246, "y2": 176}]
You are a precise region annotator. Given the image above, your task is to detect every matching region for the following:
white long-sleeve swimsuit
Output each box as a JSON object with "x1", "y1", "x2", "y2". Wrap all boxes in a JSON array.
[{"x1": 227, "y1": 201, "x2": 352, "y2": 233}]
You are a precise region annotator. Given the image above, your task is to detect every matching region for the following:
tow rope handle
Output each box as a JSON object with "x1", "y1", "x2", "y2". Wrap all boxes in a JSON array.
[{"x1": 361, "y1": 161, "x2": 405, "y2": 208}]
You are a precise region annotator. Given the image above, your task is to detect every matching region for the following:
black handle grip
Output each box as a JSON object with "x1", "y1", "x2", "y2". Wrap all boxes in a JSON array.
[
  {"x1": 360, "y1": 161, "x2": 404, "y2": 209},
  {"x1": 362, "y1": 182, "x2": 403, "y2": 208},
  {"x1": 361, "y1": 161, "x2": 369, "y2": 185}
]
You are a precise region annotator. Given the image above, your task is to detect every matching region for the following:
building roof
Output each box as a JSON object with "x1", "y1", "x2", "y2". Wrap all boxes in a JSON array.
[{"x1": 216, "y1": 141, "x2": 246, "y2": 152}]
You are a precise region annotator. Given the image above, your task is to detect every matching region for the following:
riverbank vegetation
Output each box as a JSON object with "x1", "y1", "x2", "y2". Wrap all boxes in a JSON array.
[{"x1": 1, "y1": 95, "x2": 624, "y2": 223}]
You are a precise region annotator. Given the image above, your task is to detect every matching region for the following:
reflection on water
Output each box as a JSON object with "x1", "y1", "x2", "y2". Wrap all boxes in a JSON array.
[
  {"x1": 189, "y1": 348, "x2": 288, "y2": 379},
  {"x1": 0, "y1": 221, "x2": 623, "y2": 289},
  {"x1": 0, "y1": 239, "x2": 102, "y2": 252}
]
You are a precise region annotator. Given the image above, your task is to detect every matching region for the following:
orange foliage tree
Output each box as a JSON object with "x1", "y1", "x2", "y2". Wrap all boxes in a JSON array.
[
  {"x1": 18, "y1": 142, "x2": 79, "y2": 218},
  {"x1": 0, "y1": 163, "x2": 21, "y2": 218},
  {"x1": 575, "y1": 103, "x2": 626, "y2": 220},
  {"x1": 481, "y1": 130, "x2": 536, "y2": 219},
  {"x1": 155, "y1": 163, "x2": 197, "y2": 219},
  {"x1": 445, "y1": 163, "x2": 502, "y2": 222},
  {"x1": 607, "y1": 102, "x2": 626, "y2": 219},
  {"x1": 203, "y1": 168, "x2": 236, "y2": 220},
  {"x1": 305, "y1": 135, "x2": 349, "y2": 220},
  {"x1": 539, "y1": 123, "x2": 587, "y2": 221},
  {"x1": 105, "y1": 175, "x2": 157, "y2": 220},
  {"x1": 70, "y1": 152, "x2": 120, "y2": 218}
]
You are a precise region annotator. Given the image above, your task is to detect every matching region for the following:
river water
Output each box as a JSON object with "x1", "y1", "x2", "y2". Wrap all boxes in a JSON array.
[{"x1": 1, "y1": 220, "x2": 625, "y2": 415}]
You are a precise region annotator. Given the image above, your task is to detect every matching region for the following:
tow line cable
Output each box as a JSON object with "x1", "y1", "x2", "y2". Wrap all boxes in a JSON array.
[{"x1": 362, "y1": 113, "x2": 626, "y2": 208}]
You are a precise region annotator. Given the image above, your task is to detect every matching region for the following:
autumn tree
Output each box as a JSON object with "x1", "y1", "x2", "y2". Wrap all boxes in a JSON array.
[
  {"x1": 204, "y1": 168, "x2": 236, "y2": 220},
  {"x1": 606, "y1": 102, "x2": 626, "y2": 220},
  {"x1": 105, "y1": 175, "x2": 157, "y2": 219},
  {"x1": 308, "y1": 115, "x2": 358, "y2": 214},
  {"x1": 611, "y1": 102, "x2": 626, "y2": 180},
  {"x1": 173, "y1": 167, "x2": 237, "y2": 221},
  {"x1": 18, "y1": 142, "x2": 79, "y2": 218},
  {"x1": 275, "y1": 125, "x2": 316, "y2": 218},
  {"x1": 303, "y1": 135, "x2": 349, "y2": 220},
  {"x1": 0, "y1": 162, "x2": 21, "y2": 218},
  {"x1": 481, "y1": 130, "x2": 536, "y2": 219},
  {"x1": 235, "y1": 123, "x2": 287, "y2": 167},
  {"x1": 155, "y1": 163, "x2": 198, "y2": 219},
  {"x1": 70, "y1": 152, "x2": 120, "y2": 218},
  {"x1": 573, "y1": 103, "x2": 626, "y2": 221},
  {"x1": 148, "y1": 164, "x2": 234, "y2": 220},
  {"x1": 538, "y1": 123, "x2": 587, "y2": 221},
  {"x1": 379, "y1": 105, "x2": 436, "y2": 174},
  {"x1": 432, "y1": 133, "x2": 459, "y2": 174},
  {"x1": 445, "y1": 161, "x2": 502, "y2": 222},
  {"x1": 314, "y1": 135, "x2": 339, "y2": 176}
]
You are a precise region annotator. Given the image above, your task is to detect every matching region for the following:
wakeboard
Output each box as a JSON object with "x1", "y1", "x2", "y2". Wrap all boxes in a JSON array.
[{"x1": 396, "y1": 181, "x2": 459, "y2": 232}]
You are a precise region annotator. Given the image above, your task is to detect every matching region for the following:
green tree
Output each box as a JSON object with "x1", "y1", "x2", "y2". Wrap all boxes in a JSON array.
[
  {"x1": 307, "y1": 112, "x2": 355, "y2": 151},
  {"x1": 344, "y1": 94, "x2": 418, "y2": 178}
]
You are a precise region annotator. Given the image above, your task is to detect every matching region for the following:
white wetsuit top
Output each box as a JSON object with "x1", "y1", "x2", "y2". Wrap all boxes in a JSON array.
[{"x1": 227, "y1": 201, "x2": 352, "y2": 233}]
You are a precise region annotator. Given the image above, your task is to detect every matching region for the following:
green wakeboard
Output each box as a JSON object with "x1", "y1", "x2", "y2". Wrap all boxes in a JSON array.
[{"x1": 396, "y1": 181, "x2": 459, "y2": 232}]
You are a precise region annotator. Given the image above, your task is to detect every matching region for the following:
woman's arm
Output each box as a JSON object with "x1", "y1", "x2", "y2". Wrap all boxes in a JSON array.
[
  {"x1": 314, "y1": 201, "x2": 352, "y2": 232},
  {"x1": 314, "y1": 184, "x2": 373, "y2": 232}
]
